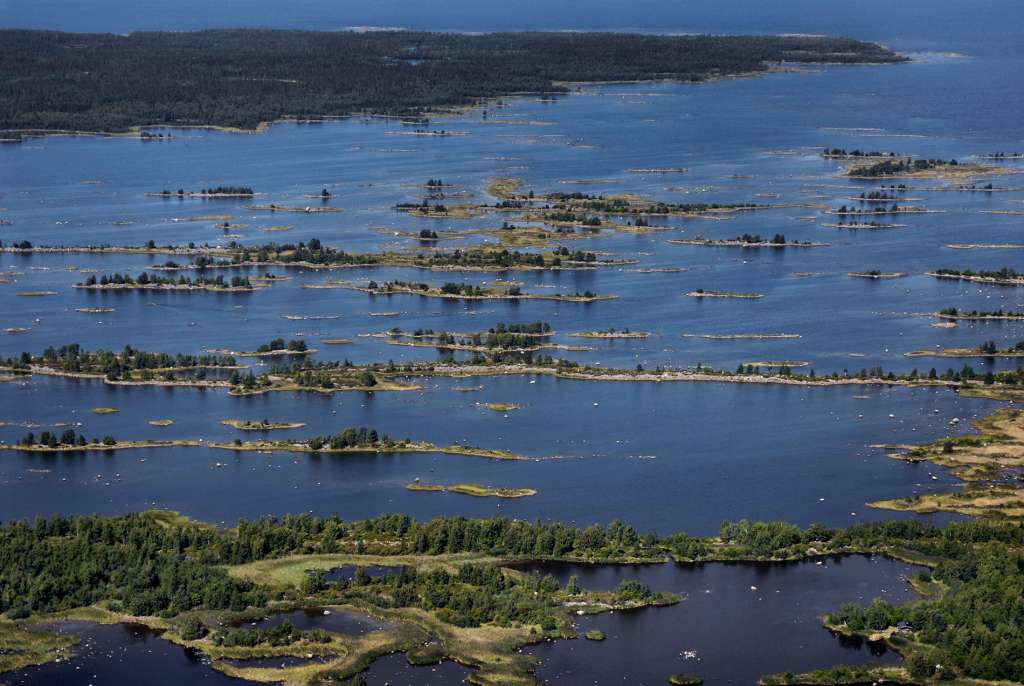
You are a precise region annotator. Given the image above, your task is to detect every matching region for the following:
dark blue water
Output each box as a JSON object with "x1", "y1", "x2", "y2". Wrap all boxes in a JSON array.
[
  {"x1": 0, "y1": 373, "x2": 986, "y2": 532},
  {"x1": 524, "y1": 555, "x2": 923, "y2": 685},
  {"x1": 4, "y1": 622, "x2": 238, "y2": 686}
]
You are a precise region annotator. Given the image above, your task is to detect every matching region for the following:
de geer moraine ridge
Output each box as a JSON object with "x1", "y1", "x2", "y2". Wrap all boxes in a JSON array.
[{"x1": 1, "y1": 3, "x2": 1024, "y2": 685}]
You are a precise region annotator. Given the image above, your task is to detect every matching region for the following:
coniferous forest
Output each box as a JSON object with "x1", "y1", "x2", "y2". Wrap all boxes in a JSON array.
[{"x1": 0, "y1": 30, "x2": 902, "y2": 133}]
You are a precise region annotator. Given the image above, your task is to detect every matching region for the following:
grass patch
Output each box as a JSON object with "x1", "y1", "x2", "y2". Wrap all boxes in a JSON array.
[
  {"x1": 484, "y1": 402, "x2": 520, "y2": 412},
  {"x1": 0, "y1": 621, "x2": 78, "y2": 673}
]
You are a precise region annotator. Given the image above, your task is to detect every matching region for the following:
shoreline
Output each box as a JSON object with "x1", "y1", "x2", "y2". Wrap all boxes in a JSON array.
[{"x1": 208, "y1": 440, "x2": 526, "y2": 461}]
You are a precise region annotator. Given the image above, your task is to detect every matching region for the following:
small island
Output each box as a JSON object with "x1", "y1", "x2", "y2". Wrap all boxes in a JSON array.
[
  {"x1": 4, "y1": 430, "x2": 199, "y2": 452},
  {"x1": 827, "y1": 203, "x2": 940, "y2": 215},
  {"x1": 148, "y1": 185, "x2": 254, "y2": 198},
  {"x1": 208, "y1": 338, "x2": 314, "y2": 357},
  {"x1": 484, "y1": 403, "x2": 520, "y2": 412},
  {"x1": 848, "y1": 270, "x2": 907, "y2": 279},
  {"x1": 821, "y1": 147, "x2": 901, "y2": 160},
  {"x1": 221, "y1": 419, "x2": 307, "y2": 431},
  {"x1": 210, "y1": 428, "x2": 525, "y2": 460},
  {"x1": 820, "y1": 220, "x2": 906, "y2": 229},
  {"x1": 371, "y1": 322, "x2": 584, "y2": 354},
  {"x1": 935, "y1": 307, "x2": 1024, "y2": 321},
  {"x1": 927, "y1": 267, "x2": 1024, "y2": 286},
  {"x1": 669, "y1": 233, "x2": 826, "y2": 248},
  {"x1": 570, "y1": 329, "x2": 650, "y2": 339},
  {"x1": 76, "y1": 272, "x2": 257, "y2": 292},
  {"x1": 405, "y1": 482, "x2": 538, "y2": 498},
  {"x1": 686, "y1": 289, "x2": 763, "y2": 299},
  {"x1": 309, "y1": 279, "x2": 616, "y2": 303},
  {"x1": 846, "y1": 156, "x2": 1006, "y2": 180},
  {"x1": 905, "y1": 339, "x2": 1024, "y2": 358}
]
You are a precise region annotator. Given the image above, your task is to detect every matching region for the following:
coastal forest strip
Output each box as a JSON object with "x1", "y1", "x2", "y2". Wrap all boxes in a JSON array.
[{"x1": 0, "y1": 30, "x2": 902, "y2": 134}]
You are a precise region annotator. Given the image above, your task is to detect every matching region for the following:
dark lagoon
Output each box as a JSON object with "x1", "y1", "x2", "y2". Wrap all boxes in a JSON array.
[{"x1": 524, "y1": 555, "x2": 923, "y2": 685}]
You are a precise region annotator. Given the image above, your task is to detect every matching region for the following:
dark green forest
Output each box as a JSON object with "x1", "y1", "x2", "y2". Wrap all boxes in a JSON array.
[
  {"x1": 2, "y1": 513, "x2": 1024, "y2": 681},
  {"x1": 0, "y1": 30, "x2": 902, "y2": 133}
]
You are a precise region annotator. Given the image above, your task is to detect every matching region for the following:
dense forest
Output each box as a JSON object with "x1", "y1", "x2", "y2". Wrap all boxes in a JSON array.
[
  {"x1": 0, "y1": 30, "x2": 902, "y2": 133},
  {"x1": 1, "y1": 513, "x2": 1023, "y2": 680}
]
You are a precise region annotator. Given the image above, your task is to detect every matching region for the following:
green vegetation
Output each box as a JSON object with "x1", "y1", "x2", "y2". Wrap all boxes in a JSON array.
[
  {"x1": 0, "y1": 343, "x2": 237, "y2": 383},
  {"x1": 16, "y1": 429, "x2": 111, "y2": 448},
  {"x1": 937, "y1": 307, "x2": 1024, "y2": 320},
  {"x1": 3, "y1": 513, "x2": 1024, "y2": 683},
  {"x1": 0, "y1": 621, "x2": 78, "y2": 673},
  {"x1": 154, "y1": 186, "x2": 253, "y2": 196},
  {"x1": 930, "y1": 267, "x2": 1024, "y2": 284},
  {"x1": 674, "y1": 233, "x2": 811, "y2": 247},
  {"x1": 584, "y1": 629, "x2": 606, "y2": 641},
  {"x1": 761, "y1": 665, "x2": 902, "y2": 685},
  {"x1": 348, "y1": 279, "x2": 610, "y2": 302},
  {"x1": 220, "y1": 239, "x2": 608, "y2": 270},
  {"x1": 868, "y1": 407, "x2": 1024, "y2": 515},
  {"x1": 906, "y1": 339, "x2": 1024, "y2": 357},
  {"x1": 0, "y1": 30, "x2": 900, "y2": 134},
  {"x1": 381, "y1": 322, "x2": 567, "y2": 352},
  {"x1": 823, "y1": 147, "x2": 900, "y2": 159},
  {"x1": 542, "y1": 194, "x2": 766, "y2": 222},
  {"x1": 256, "y1": 339, "x2": 309, "y2": 354},
  {"x1": 831, "y1": 203, "x2": 926, "y2": 214},
  {"x1": 668, "y1": 675, "x2": 703, "y2": 685},
  {"x1": 221, "y1": 419, "x2": 306, "y2": 431},
  {"x1": 78, "y1": 272, "x2": 254, "y2": 290},
  {"x1": 847, "y1": 157, "x2": 960, "y2": 177},
  {"x1": 214, "y1": 428, "x2": 522, "y2": 461}
]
